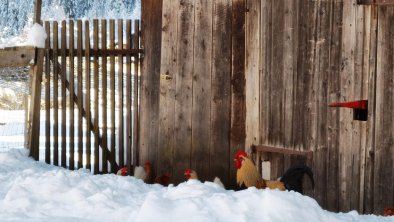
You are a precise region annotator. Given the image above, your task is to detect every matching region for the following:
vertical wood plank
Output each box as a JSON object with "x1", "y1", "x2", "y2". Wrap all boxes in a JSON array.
[
  {"x1": 172, "y1": 0, "x2": 194, "y2": 183},
  {"x1": 126, "y1": 20, "x2": 132, "y2": 173},
  {"x1": 229, "y1": 0, "x2": 246, "y2": 189},
  {"x1": 270, "y1": 0, "x2": 285, "y2": 146},
  {"x1": 374, "y1": 6, "x2": 394, "y2": 214},
  {"x1": 77, "y1": 20, "x2": 83, "y2": 169},
  {"x1": 69, "y1": 20, "x2": 75, "y2": 170},
  {"x1": 338, "y1": 0, "x2": 356, "y2": 212},
  {"x1": 268, "y1": 0, "x2": 286, "y2": 179},
  {"x1": 140, "y1": 0, "x2": 163, "y2": 166},
  {"x1": 85, "y1": 20, "x2": 92, "y2": 171},
  {"x1": 311, "y1": 0, "x2": 332, "y2": 203},
  {"x1": 132, "y1": 20, "x2": 140, "y2": 170},
  {"x1": 93, "y1": 19, "x2": 99, "y2": 174},
  {"x1": 53, "y1": 21, "x2": 59, "y2": 166},
  {"x1": 282, "y1": 0, "x2": 298, "y2": 173},
  {"x1": 210, "y1": 0, "x2": 232, "y2": 183},
  {"x1": 44, "y1": 21, "x2": 51, "y2": 164},
  {"x1": 61, "y1": 20, "x2": 67, "y2": 168},
  {"x1": 363, "y1": 6, "x2": 377, "y2": 214},
  {"x1": 353, "y1": 5, "x2": 369, "y2": 212},
  {"x1": 326, "y1": 0, "x2": 343, "y2": 212},
  {"x1": 109, "y1": 19, "x2": 116, "y2": 173},
  {"x1": 282, "y1": 0, "x2": 298, "y2": 150},
  {"x1": 101, "y1": 20, "x2": 108, "y2": 173},
  {"x1": 246, "y1": 0, "x2": 261, "y2": 152},
  {"x1": 158, "y1": 0, "x2": 178, "y2": 178},
  {"x1": 191, "y1": 0, "x2": 212, "y2": 183},
  {"x1": 260, "y1": 0, "x2": 270, "y2": 147},
  {"x1": 117, "y1": 19, "x2": 124, "y2": 169}
]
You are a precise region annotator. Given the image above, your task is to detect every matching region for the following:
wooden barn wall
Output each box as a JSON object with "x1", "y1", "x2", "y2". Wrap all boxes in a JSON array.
[
  {"x1": 374, "y1": 5, "x2": 394, "y2": 215},
  {"x1": 141, "y1": 0, "x2": 246, "y2": 187},
  {"x1": 245, "y1": 0, "x2": 393, "y2": 214}
]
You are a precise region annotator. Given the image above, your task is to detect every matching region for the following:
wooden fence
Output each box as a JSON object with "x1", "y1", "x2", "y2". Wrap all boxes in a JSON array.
[{"x1": 28, "y1": 19, "x2": 142, "y2": 175}]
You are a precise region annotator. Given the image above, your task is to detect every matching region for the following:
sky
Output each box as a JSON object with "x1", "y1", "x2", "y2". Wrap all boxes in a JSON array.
[{"x1": 0, "y1": 148, "x2": 392, "y2": 222}]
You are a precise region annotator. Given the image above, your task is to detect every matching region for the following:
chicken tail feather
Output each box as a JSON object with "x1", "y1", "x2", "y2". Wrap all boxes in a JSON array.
[{"x1": 279, "y1": 165, "x2": 314, "y2": 194}]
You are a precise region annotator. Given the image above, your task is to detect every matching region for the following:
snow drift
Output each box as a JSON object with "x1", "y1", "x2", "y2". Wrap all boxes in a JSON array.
[{"x1": 0, "y1": 149, "x2": 392, "y2": 222}]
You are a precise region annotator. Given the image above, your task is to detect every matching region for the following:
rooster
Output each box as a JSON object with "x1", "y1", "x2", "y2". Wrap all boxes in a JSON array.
[
  {"x1": 184, "y1": 169, "x2": 225, "y2": 189},
  {"x1": 234, "y1": 150, "x2": 314, "y2": 194}
]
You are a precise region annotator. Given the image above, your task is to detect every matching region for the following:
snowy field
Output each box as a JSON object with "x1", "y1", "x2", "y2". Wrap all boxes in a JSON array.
[{"x1": 0, "y1": 149, "x2": 392, "y2": 222}]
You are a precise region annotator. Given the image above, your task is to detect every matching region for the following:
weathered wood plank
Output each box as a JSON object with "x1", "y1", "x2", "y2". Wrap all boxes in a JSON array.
[
  {"x1": 354, "y1": 5, "x2": 368, "y2": 212},
  {"x1": 268, "y1": 0, "x2": 286, "y2": 179},
  {"x1": 126, "y1": 20, "x2": 132, "y2": 173},
  {"x1": 210, "y1": 0, "x2": 232, "y2": 183},
  {"x1": 140, "y1": 0, "x2": 162, "y2": 168},
  {"x1": 77, "y1": 20, "x2": 83, "y2": 169},
  {"x1": 282, "y1": 0, "x2": 298, "y2": 150},
  {"x1": 44, "y1": 22, "x2": 51, "y2": 164},
  {"x1": 269, "y1": 0, "x2": 285, "y2": 146},
  {"x1": 117, "y1": 19, "x2": 124, "y2": 170},
  {"x1": 61, "y1": 20, "x2": 67, "y2": 168},
  {"x1": 245, "y1": 0, "x2": 261, "y2": 153},
  {"x1": 338, "y1": 0, "x2": 357, "y2": 212},
  {"x1": 84, "y1": 20, "x2": 92, "y2": 171},
  {"x1": 158, "y1": 0, "x2": 178, "y2": 178},
  {"x1": 132, "y1": 20, "x2": 140, "y2": 171},
  {"x1": 101, "y1": 20, "x2": 108, "y2": 173},
  {"x1": 229, "y1": 0, "x2": 246, "y2": 188},
  {"x1": 357, "y1": 0, "x2": 394, "y2": 5},
  {"x1": 363, "y1": 5, "x2": 377, "y2": 214},
  {"x1": 93, "y1": 19, "x2": 100, "y2": 174},
  {"x1": 374, "y1": 6, "x2": 394, "y2": 214},
  {"x1": 0, "y1": 46, "x2": 35, "y2": 68},
  {"x1": 326, "y1": 0, "x2": 343, "y2": 212},
  {"x1": 68, "y1": 20, "x2": 75, "y2": 170},
  {"x1": 53, "y1": 21, "x2": 59, "y2": 166},
  {"x1": 173, "y1": 0, "x2": 194, "y2": 183},
  {"x1": 191, "y1": 0, "x2": 212, "y2": 183},
  {"x1": 312, "y1": 0, "x2": 331, "y2": 205},
  {"x1": 260, "y1": 0, "x2": 270, "y2": 149},
  {"x1": 109, "y1": 19, "x2": 116, "y2": 173}
]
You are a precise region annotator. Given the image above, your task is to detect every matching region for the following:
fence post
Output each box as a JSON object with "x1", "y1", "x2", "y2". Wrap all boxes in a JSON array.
[
  {"x1": 34, "y1": 0, "x2": 42, "y2": 24},
  {"x1": 28, "y1": 49, "x2": 44, "y2": 160},
  {"x1": 27, "y1": 0, "x2": 43, "y2": 160}
]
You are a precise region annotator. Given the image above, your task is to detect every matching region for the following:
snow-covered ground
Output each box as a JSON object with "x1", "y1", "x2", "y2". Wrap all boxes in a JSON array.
[{"x1": 0, "y1": 149, "x2": 392, "y2": 222}]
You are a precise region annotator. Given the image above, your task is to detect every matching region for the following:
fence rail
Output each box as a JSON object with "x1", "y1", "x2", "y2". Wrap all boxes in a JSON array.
[{"x1": 28, "y1": 19, "x2": 142, "y2": 175}]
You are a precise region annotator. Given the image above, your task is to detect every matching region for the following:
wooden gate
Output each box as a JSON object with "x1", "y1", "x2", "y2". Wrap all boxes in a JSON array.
[{"x1": 28, "y1": 19, "x2": 143, "y2": 175}]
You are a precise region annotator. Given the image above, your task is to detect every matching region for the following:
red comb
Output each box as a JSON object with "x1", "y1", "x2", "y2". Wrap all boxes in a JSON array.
[
  {"x1": 184, "y1": 169, "x2": 192, "y2": 175},
  {"x1": 234, "y1": 150, "x2": 248, "y2": 159}
]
